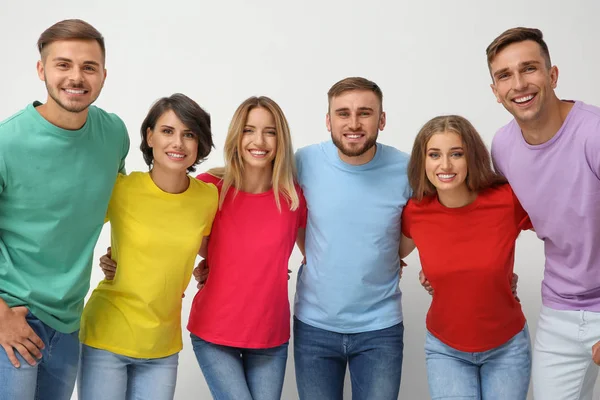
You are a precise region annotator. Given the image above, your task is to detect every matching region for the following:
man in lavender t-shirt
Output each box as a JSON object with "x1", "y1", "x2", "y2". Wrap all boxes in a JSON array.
[{"x1": 487, "y1": 27, "x2": 600, "y2": 400}]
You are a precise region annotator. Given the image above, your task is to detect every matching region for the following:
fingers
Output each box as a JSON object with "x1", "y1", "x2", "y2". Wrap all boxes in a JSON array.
[
  {"x1": 99, "y1": 255, "x2": 116, "y2": 268},
  {"x1": 26, "y1": 330, "x2": 44, "y2": 351},
  {"x1": 592, "y1": 341, "x2": 600, "y2": 366},
  {"x1": 107, "y1": 247, "x2": 112, "y2": 257},
  {"x1": 2, "y1": 344, "x2": 20, "y2": 368},
  {"x1": 418, "y1": 270, "x2": 426, "y2": 284},
  {"x1": 288, "y1": 268, "x2": 292, "y2": 281},
  {"x1": 14, "y1": 343, "x2": 37, "y2": 367}
]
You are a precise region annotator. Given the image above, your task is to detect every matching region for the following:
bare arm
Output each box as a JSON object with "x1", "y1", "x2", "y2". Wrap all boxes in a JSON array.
[
  {"x1": 399, "y1": 234, "x2": 416, "y2": 259},
  {"x1": 296, "y1": 228, "x2": 306, "y2": 263},
  {"x1": 198, "y1": 236, "x2": 209, "y2": 259}
]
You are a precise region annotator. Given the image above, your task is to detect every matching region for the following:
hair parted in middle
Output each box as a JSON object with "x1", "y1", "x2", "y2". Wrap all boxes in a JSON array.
[
  {"x1": 407, "y1": 115, "x2": 506, "y2": 201},
  {"x1": 207, "y1": 96, "x2": 299, "y2": 212}
]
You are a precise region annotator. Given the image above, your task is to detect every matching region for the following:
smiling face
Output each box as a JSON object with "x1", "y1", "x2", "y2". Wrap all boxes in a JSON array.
[
  {"x1": 36, "y1": 39, "x2": 106, "y2": 114},
  {"x1": 240, "y1": 107, "x2": 277, "y2": 170},
  {"x1": 425, "y1": 131, "x2": 468, "y2": 194},
  {"x1": 326, "y1": 89, "x2": 385, "y2": 164},
  {"x1": 490, "y1": 40, "x2": 558, "y2": 125},
  {"x1": 147, "y1": 109, "x2": 198, "y2": 173}
]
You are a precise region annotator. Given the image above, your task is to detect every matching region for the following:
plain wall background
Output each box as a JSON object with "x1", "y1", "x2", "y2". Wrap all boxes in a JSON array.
[{"x1": 1, "y1": 1, "x2": 599, "y2": 398}]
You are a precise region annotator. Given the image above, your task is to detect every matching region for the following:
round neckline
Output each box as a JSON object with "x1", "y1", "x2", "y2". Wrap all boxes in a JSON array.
[
  {"x1": 143, "y1": 171, "x2": 193, "y2": 197},
  {"x1": 432, "y1": 192, "x2": 480, "y2": 213}
]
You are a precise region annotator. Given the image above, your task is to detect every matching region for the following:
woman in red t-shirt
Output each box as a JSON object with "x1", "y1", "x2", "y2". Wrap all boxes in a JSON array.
[
  {"x1": 187, "y1": 96, "x2": 307, "y2": 400},
  {"x1": 400, "y1": 115, "x2": 532, "y2": 400}
]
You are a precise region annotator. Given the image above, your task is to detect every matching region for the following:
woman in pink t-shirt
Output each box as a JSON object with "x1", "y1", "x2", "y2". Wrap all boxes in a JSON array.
[{"x1": 187, "y1": 96, "x2": 306, "y2": 400}]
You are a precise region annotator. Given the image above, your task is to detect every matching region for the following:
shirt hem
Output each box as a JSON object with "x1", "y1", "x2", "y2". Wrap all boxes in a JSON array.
[
  {"x1": 80, "y1": 340, "x2": 181, "y2": 359},
  {"x1": 293, "y1": 314, "x2": 403, "y2": 334},
  {"x1": 187, "y1": 328, "x2": 289, "y2": 349},
  {"x1": 542, "y1": 299, "x2": 600, "y2": 312}
]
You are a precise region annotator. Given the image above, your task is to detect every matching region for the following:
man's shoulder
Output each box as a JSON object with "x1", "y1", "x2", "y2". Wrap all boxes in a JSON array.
[
  {"x1": 89, "y1": 106, "x2": 127, "y2": 132},
  {"x1": 378, "y1": 143, "x2": 410, "y2": 164},
  {"x1": 296, "y1": 141, "x2": 327, "y2": 160},
  {"x1": 0, "y1": 106, "x2": 31, "y2": 143}
]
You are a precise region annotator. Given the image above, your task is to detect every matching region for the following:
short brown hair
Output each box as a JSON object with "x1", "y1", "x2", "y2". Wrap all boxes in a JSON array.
[
  {"x1": 486, "y1": 27, "x2": 551, "y2": 71},
  {"x1": 327, "y1": 77, "x2": 383, "y2": 111},
  {"x1": 38, "y1": 19, "x2": 105, "y2": 61},
  {"x1": 408, "y1": 115, "x2": 506, "y2": 201},
  {"x1": 140, "y1": 93, "x2": 213, "y2": 173}
]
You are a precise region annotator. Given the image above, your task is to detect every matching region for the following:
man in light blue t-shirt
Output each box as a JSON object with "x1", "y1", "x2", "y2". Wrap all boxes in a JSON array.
[
  {"x1": 293, "y1": 77, "x2": 411, "y2": 400},
  {"x1": 0, "y1": 20, "x2": 129, "y2": 400}
]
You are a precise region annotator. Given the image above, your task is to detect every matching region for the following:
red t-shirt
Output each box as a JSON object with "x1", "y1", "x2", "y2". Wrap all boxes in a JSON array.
[
  {"x1": 187, "y1": 173, "x2": 307, "y2": 348},
  {"x1": 401, "y1": 183, "x2": 531, "y2": 352}
]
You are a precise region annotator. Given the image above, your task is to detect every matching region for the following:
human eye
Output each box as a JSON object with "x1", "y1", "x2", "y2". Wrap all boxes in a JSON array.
[
  {"x1": 451, "y1": 151, "x2": 464, "y2": 158},
  {"x1": 83, "y1": 65, "x2": 97, "y2": 72},
  {"x1": 243, "y1": 127, "x2": 253, "y2": 134},
  {"x1": 162, "y1": 128, "x2": 173, "y2": 134},
  {"x1": 184, "y1": 132, "x2": 197, "y2": 139},
  {"x1": 337, "y1": 111, "x2": 349, "y2": 117},
  {"x1": 56, "y1": 62, "x2": 69, "y2": 69},
  {"x1": 360, "y1": 111, "x2": 372, "y2": 117},
  {"x1": 524, "y1": 65, "x2": 537, "y2": 73},
  {"x1": 265, "y1": 130, "x2": 277, "y2": 136},
  {"x1": 427, "y1": 152, "x2": 440, "y2": 159}
]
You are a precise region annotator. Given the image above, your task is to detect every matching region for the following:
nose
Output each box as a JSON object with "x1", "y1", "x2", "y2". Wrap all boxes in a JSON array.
[
  {"x1": 253, "y1": 132, "x2": 265, "y2": 146},
  {"x1": 348, "y1": 114, "x2": 360, "y2": 130},
  {"x1": 173, "y1": 133, "x2": 184, "y2": 148},
  {"x1": 441, "y1": 156, "x2": 452, "y2": 170},
  {"x1": 514, "y1": 73, "x2": 527, "y2": 91},
  {"x1": 69, "y1": 66, "x2": 84, "y2": 83}
]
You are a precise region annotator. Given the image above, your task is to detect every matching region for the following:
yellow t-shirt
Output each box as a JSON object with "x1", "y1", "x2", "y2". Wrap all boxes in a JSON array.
[{"x1": 79, "y1": 172, "x2": 218, "y2": 358}]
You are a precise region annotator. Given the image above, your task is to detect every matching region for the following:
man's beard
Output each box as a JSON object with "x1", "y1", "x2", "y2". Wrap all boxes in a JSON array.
[
  {"x1": 45, "y1": 80, "x2": 95, "y2": 113},
  {"x1": 332, "y1": 133, "x2": 378, "y2": 158}
]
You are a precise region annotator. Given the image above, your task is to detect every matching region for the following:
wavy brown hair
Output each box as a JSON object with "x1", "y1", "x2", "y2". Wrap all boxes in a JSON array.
[
  {"x1": 208, "y1": 96, "x2": 299, "y2": 211},
  {"x1": 408, "y1": 115, "x2": 506, "y2": 201}
]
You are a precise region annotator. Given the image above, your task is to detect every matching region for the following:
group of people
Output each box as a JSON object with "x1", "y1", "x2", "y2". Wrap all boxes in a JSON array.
[{"x1": 0, "y1": 18, "x2": 598, "y2": 400}]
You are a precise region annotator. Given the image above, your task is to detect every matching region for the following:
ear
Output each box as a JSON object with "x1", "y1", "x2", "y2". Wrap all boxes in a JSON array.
[
  {"x1": 101, "y1": 68, "x2": 107, "y2": 89},
  {"x1": 490, "y1": 83, "x2": 502, "y2": 104},
  {"x1": 36, "y1": 60, "x2": 45, "y2": 82},
  {"x1": 325, "y1": 113, "x2": 332, "y2": 132},
  {"x1": 549, "y1": 65, "x2": 559, "y2": 89},
  {"x1": 147, "y1": 127, "x2": 154, "y2": 147},
  {"x1": 378, "y1": 111, "x2": 386, "y2": 131}
]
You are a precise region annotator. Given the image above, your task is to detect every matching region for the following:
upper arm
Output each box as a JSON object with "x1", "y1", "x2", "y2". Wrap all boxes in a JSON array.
[
  {"x1": 399, "y1": 234, "x2": 416, "y2": 259},
  {"x1": 296, "y1": 227, "x2": 306, "y2": 257}
]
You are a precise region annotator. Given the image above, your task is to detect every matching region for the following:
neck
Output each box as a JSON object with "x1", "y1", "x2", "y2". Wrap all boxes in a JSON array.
[
  {"x1": 150, "y1": 166, "x2": 189, "y2": 194},
  {"x1": 338, "y1": 145, "x2": 377, "y2": 166},
  {"x1": 437, "y1": 185, "x2": 477, "y2": 208},
  {"x1": 241, "y1": 165, "x2": 273, "y2": 194},
  {"x1": 36, "y1": 98, "x2": 89, "y2": 130},
  {"x1": 520, "y1": 98, "x2": 574, "y2": 145}
]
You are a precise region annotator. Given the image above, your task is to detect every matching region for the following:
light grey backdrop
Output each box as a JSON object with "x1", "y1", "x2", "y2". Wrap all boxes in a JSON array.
[{"x1": 1, "y1": 0, "x2": 599, "y2": 398}]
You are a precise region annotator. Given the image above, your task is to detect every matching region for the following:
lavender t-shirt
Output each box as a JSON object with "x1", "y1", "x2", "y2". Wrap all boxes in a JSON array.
[{"x1": 492, "y1": 101, "x2": 600, "y2": 311}]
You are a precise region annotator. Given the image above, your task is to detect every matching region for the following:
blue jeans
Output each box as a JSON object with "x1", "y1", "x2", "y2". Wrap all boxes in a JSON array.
[
  {"x1": 190, "y1": 334, "x2": 288, "y2": 400},
  {"x1": 77, "y1": 345, "x2": 179, "y2": 400},
  {"x1": 293, "y1": 317, "x2": 404, "y2": 400},
  {"x1": 425, "y1": 325, "x2": 532, "y2": 400},
  {"x1": 0, "y1": 311, "x2": 79, "y2": 400}
]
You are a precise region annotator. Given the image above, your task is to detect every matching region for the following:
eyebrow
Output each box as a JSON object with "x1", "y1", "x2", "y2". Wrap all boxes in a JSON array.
[
  {"x1": 52, "y1": 57, "x2": 101, "y2": 67},
  {"x1": 160, "y1": 124, "x2": 192, "y2": 132},
  {"x1": 427, "y1": 147, "x2": 464, "y2": 151},
  {"x1": 334, "y1": 107, "x2": 375, "y2": 112},
  {"x1": 493, "y1": 60, "x2": 541, "y2": 78},
  {"x1": 245, "y1": 124, "x2": 276, "y2": 129}
]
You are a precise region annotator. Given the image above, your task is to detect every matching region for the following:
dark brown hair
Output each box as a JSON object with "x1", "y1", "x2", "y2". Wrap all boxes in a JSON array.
[
  {"x1": 38, "y1": 19, "x2": 106, "y2": 61},
  {"x1": 486, "y1": 27, "x2": 551, "y2": 71},
  {"x1": 140, "y1": 93, "x2": 213, "y2": 173},
  {"x1": 408, "y1": 115, "x2": 506, "y2": 201},
  {"x1": 327, "y1": 77, "x2": 383, "y2": 111}
]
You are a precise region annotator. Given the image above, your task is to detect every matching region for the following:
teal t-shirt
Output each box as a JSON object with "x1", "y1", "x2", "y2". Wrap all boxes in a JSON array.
[
  {"x1": 294, "y1": 140, "x2": 411, "y2": 333},
  {"x1": 0, "y1": 102, "x2": 129, "y2": 333}
]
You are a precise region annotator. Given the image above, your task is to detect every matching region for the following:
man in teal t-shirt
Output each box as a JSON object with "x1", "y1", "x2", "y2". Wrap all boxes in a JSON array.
[{"x1": 0, "y1": 19, "x2": 129, "y2": 400}]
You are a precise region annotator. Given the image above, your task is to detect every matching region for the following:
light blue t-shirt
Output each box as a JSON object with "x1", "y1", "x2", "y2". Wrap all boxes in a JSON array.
[{"x1": 294, "y1": 140, "x2": 411, "y2": 333}]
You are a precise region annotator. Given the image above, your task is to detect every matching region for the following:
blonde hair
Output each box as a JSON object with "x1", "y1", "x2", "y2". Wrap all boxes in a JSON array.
[{"x1": 208, "y1": 96, "x2": 299, "y2": 211}]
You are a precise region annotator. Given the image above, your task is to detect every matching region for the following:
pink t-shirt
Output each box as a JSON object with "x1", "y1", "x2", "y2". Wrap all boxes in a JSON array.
[{"x1": 187, "y1": 173, "x2": 307, "y2": 348}]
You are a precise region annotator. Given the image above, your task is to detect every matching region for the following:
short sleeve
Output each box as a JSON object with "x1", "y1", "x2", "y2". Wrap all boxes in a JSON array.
[
  {"x1": 509, "y1": 186, "x2": 532, "y2": 231},
  {"x1": 202, "y1": 184, "x2": 219, "y2": 236},
  {"x1": 584, "y1": 120, "x2": 600, "y2": 180},
  {"x1": 297, "y1": 187, "x2": 307, "y2": 229},
  {"x1": 401, "y1": 201, "x2": 413, "y2": 238},
  {"x1": 491, "y1": 134, "x2": 506, "y2": 177},
  {"x1": 118, "y1": 118, "x2": 130, "y2": 174}
]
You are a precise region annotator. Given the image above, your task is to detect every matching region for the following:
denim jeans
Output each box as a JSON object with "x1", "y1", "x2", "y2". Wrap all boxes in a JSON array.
[
  {"x1": 425, "y1": 325, "x2": 532, "y2": 400},
  {"x1": 77, "y1": 344, "x2": 179, "y2": 400},
  {"x1": 0, "y1": 311, "x2": 79, "y2": 400},
  {"x1": 293, "y1": 317, "x2": 404, "y2": 400},
  {"x1": 190, "y1": 334, "x2": 288, "y2": 400},
  {"x1": 532, "y1": 306, "x2": 600, "y2": 400}
]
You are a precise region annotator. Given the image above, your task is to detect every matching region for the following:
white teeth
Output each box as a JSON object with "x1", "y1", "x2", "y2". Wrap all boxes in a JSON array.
[
  {"x1": 64, "y1": 89, "x2": 85, "y2": 94},
  {"x1": 249, "y1": 150, "x2": 267, "y2": 156},
  {"x1": 167, "y1": 153, "x2": 185, "y2": 158},
  {"x1": 514, "y1": 94, "x2": 534, "y2": 103},
  {"x1": 346, "y1": 134, "x2": 361, "y2": 139},
  {"x1": 438, "y1": 174, "x2": 455, "y2": 179}
]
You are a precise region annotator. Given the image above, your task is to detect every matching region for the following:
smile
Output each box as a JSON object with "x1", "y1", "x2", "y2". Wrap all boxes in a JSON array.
[
  {"x1": 248, "y1": 150, "x2": 268, "y2": 158},
  {"x1": 167, "y1": 152, "x2": 186, "y2": 159},
  {"x1": 512, "y1": 93, "x2": 536, "y2": 105},
  {"x1": 437, "y1": 173, "x2": 456, "y2": 181},
  {"x1": 62, "y1": 88, "x2": 88, "y2": 95}
]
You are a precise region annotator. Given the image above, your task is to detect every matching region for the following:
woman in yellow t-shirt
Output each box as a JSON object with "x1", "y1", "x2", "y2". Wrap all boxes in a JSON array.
[{"x1": 77, "y1": 94, "x2": 218, "y2": 400}]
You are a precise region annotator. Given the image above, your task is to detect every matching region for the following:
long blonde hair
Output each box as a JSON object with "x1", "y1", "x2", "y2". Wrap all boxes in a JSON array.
[{"x1": 208, "y1": 96, "x2": 299, "y2": 211}]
